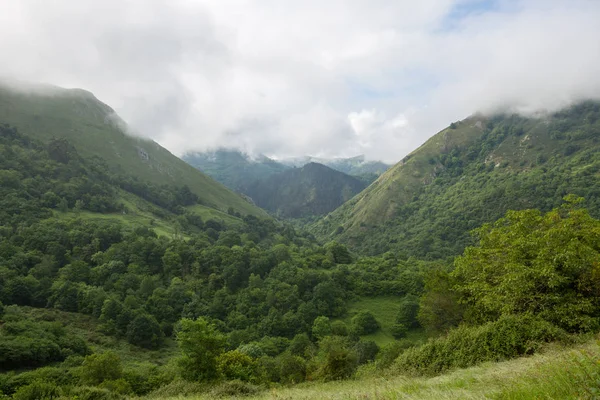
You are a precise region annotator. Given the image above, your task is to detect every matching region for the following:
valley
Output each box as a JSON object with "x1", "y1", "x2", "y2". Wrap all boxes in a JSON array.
[{"x1": 1, "y1": 83, "x2": 599, "y2": 400}]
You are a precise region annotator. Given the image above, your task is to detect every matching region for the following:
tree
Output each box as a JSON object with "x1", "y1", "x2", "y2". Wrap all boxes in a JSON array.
[
  {"x1": 417, "y1": 268, "x2": 463, "y2": 334},
  {"x1": 350, "y1": 311, "x2": 379, "y2": 335},
  {"x1": 126, "y1": 313, "x2": 163, "y2": 349},
  {"x1": 452, "y1": 197, "x2": 600, "y2": 332},
  {"x1": 176, "y1": 318, "x2": 226, "y2": 381},
  {"x1": 312, "y1": 316, "x2": 332, "y2": 340},
  {"x1": 396, "y1": 294, "x2": 420, "y2": 329}
]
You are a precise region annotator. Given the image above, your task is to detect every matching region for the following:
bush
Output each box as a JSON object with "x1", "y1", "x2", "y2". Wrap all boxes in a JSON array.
[
  {"x1": 390, "y1": 323, "x2": 408, "y2": 339},
  {"x1": 330, "y1": 321, "x2": 348, "y2": 336},
  {"x1": 277, "y1": 354, "x2": 306, "y2": 384},
  {"x1": 63, "y1": 386, "x2": 122, "y2": 400},
  {"x1": 12, "y1": 381, "x2": 60, "y2": 400},
  {"x1": 216, "y1": 350, "x2": 261, "y2": 383},
  {"x1": 80, "y1": 352, "x2": 123, "y2": 385},
  {"x1": 377, "y1": 340, "x2": 415, "y2": 370},
  {"x1": 351, "y1": 311, "x2": 379, "y2": 335},
  {"x1": 354, "y1": 340, "x2": 379, "y2": 365},
  {"x1": 394, "y1": 314, "x2": 566, "y2": 376},
  {"x1": 314, "y1": 336, "x2": 358, "y2": 381}
]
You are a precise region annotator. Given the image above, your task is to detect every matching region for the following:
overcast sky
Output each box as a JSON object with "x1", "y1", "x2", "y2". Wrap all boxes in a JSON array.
[{"x1": 1, "y1": 0, "x2": 599, "y2": 163}]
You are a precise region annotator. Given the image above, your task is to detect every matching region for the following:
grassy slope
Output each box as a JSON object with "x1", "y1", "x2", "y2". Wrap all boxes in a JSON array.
[
  {"x1": 54, "y1": 190, "x2": 242, "y2": 238},
  {"x1": 0, "y1": 83, "x2": 265, "y2": 217},
  {"x1": 175, "y1": 340, "x2": 600, "y2": 400},
  {"x1": 337, "y1": 296, "x2": 426, "y2": 347},
  {"x1": 313, "y1": 104, "x2": 600, "y2": 256},
  {"x1": 314, "y1": 117, "x2": 486, "y2": 239}
]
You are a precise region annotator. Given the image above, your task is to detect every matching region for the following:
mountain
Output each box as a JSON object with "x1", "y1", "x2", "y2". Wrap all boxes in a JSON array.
[
  {"x1": 245, "y1": 162, "x2": 367, "y2": 218},
  {"x1": 312, "y1": 101, "x2": 600, "y2": 258},
  {"x1": 280, "y1": 155, "x2": 390, "y2": 181},
  {"x1": 182, "y1": 149, "x2": 290, "y2": 192},
  {"x1": 0, "y1": 81, "x2": 265, "y2": 218}
]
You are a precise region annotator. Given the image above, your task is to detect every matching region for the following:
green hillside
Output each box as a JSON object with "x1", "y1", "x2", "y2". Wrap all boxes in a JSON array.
[
  {"x1": 183, "y1": 149, "x2": 290, "y2": 193},
  {"x1": 313, "y1": 101, "x2": 600, "y2": 257},
  {"x1": 245, "y1": 162, "x2": 367, "y2": 218},
  {"x1": 0, "y1": 82, "x2": 264, "y2": 218}
]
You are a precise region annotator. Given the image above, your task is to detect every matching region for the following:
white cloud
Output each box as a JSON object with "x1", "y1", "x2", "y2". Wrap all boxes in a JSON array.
[{"x1": 0, "y1": 0, "x2": 599, "y2": 163}]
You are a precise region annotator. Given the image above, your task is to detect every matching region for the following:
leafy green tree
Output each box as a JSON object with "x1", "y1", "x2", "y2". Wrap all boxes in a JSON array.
[
  {"x1": 396, "y1": 294, "x2": 420, "y2": 329},
  {"x1": 312, "y1": 316, "x2": 332, "y2": 340},
  {"x1": 176, "y1": 318, "x2": 226, "y2": 381},
  {"x1": 126, "y1": 313, "x2": 163, "y2": 349},
  {"x1": 453, "y1": 197, "x2": 600, "y2": 332},
  {"x1": 417, "y1": 268, "x2": 464, "y2": 334},
  {"x1": 350, "y1": 311, "x2": 379, "y2": 335}
]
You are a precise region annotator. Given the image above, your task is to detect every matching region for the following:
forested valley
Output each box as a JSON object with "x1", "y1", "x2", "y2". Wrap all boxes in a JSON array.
[{"x1": 2, "y1": 98, "x2": 600, "y2": 399}]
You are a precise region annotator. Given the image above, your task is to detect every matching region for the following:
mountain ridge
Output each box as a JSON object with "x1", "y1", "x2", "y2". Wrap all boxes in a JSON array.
[
  {"x1": 0, "y1": 82, "x2": 265, "y2": 218},
  {"x1": 312, "y1": 101, "x2": 600, "y2": 257}
]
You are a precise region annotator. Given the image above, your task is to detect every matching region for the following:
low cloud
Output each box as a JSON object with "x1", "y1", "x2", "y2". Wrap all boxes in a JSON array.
[{"x1": 0, "y1": 0, "x2": 598, "y2": 163}]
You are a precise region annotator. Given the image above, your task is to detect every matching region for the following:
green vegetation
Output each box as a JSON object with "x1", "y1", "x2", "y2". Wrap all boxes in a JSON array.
[
  {"x1": 314, "y1": 101, "x2": 600, "y2": 258},
  {"x1": 183, "y1": 149, "x2": 291, "y2": 193},
  {"x1": 3, "y1": 89, "x2": 600, "y2": 399},
  {"x1": 0, "y1": 83, "x2": 264, "y2": 217},
  {"x1": 245, "y1": 162, "x2": 367, "y2": 218},
  {"x1": 167, "y1": 340, "x2": 600, "y2": 399}
]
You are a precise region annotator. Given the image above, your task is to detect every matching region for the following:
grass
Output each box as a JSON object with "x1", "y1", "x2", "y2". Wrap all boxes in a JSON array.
[
  {"x1": 164, "y1": 339, "x2": 600, "y2": 400},
  {"x1": 53, "y1": 189, "x2": 244, "y2": 239},
  {"x1": 338, "y1": 296, "x2": 427, "y2": 347}
]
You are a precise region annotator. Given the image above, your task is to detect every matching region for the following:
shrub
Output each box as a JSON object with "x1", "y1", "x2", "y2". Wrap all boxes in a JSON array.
[
  {"x1": 394, "y1": 314, "x2": 566, "y2": 376},
  {"x1": 390, "y1": 323, "x2": 408, "y2": 339},
  {"x1": 63, "y1": 386, "x2": 122, "y2": 400},
  {"x1": 354, "y1": 340, "x2": 379, "y2": 365},
  {"x1": 330, "y1": 321, "x2": 349, "y2": 336},
  {"x1": 80, "y1": 352, "x2": 123, "y2": 385},
  {"x1": 314, "y1": 336, "x2": 358, "y2": 381},
  {"x1": 216, "y1": 350, "x2": 261, "y2": 383},
  {"x1": 376, "y1": 340, "x2": 415, "y2": 370},
  {"x1": 12, "y1": 381, "x2": 60, "y2": 400},
  {"x1": 277, "y1": 354, "x2": 306, "y2": 384}
]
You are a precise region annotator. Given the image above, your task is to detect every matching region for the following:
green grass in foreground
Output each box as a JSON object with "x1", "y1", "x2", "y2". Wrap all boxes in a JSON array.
[{"x1": 166, "y1": 339, "x2": 600, "y2": 400}]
